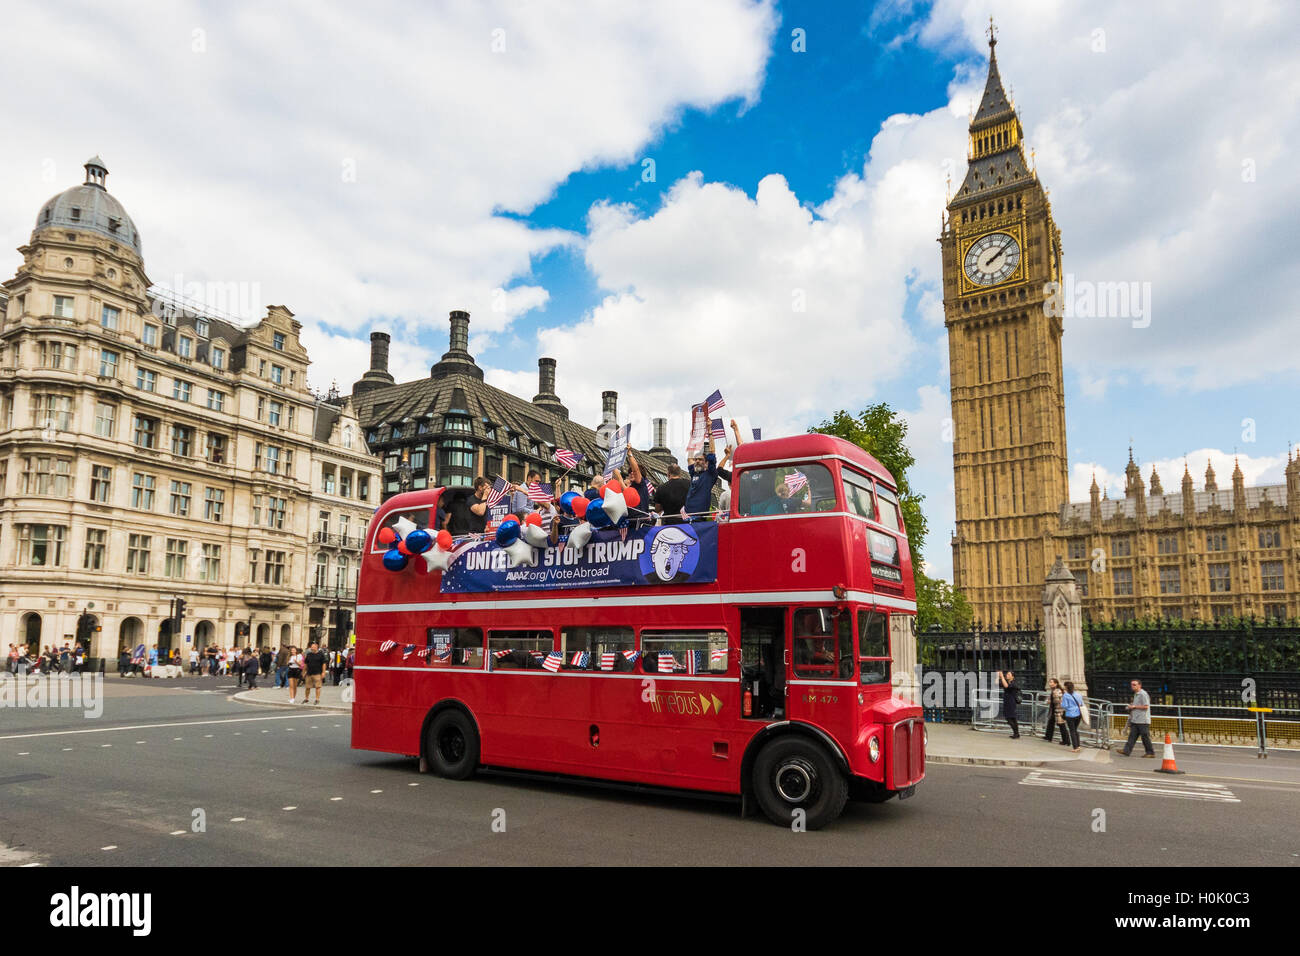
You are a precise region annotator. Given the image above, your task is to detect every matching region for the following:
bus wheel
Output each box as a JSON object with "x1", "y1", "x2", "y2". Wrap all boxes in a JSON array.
[
  {"x1": 753, "y1": 737, "x2": 848, "y2": 830},
  {"x1": 426, "y1": 710, "x2": 479, "y2": 780}
]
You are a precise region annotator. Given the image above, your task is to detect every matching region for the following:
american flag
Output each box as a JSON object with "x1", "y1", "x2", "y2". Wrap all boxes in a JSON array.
[
  {"x1": 710, "y1": 418, "x2": 725, "y2": 441},
  {"x1": 658, "y1": 652, "x2": 679, "y2": 673},
  {"x1": 416, "y1": 647, "x2": 433, "y2": 660},
  {"x1": 704, "y1": 389, "x2": 725, "y2": 415},
  {"x1": 493, "y1": 649, "x2": 512, "y2": 659},
  {"x1": 553, "y1": 449, "x2": 584, "y2": 469},
  {"x1": 600, "y1": 652, "x2": 617, "y2": 671},
  {"x1": 684, "y1": 650, "x2": 699, "y2": 675},
  {"x1": 711, "y1": 648, "x2": 729, "y2": 666},
  {"x1": 379, "y1": 640, "x2": 396, "y2": 653},
  {"x1": 570, "y1": 650, "x2": 590, "y2": 668},
  {"x1": 542, "y1": 651, "x2": 564, "y2": 673},
  {"x1": 461, "y1": 649, "x2": 474, "y2": 664},
  {"x1": 525, "y1": 481, "x2": 554, "y2": 502},
  {"x1": 485, "y1": 476, "x2": 511, "y2": 507},
  {"x1": 402, "y1": 644, "x2": 416, "y2": 660},
  {"x1": 622, "y1": 649, "x2": 641, "y2": 665},
  {"x1": 752, "y1": 427, "x2": 762, "y2": 440},
  {"x1": 785, "y1": 471, "x2": 808, "y2": 494}
]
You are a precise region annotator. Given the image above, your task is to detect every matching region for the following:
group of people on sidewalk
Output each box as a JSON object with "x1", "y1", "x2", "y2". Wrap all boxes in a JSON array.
[
  {"x1": 997, "y1": 672, "x2": 1155, "y2": 756},
  {"x1": 8, "y1": 642, "x2": 86, "y2": 675}
]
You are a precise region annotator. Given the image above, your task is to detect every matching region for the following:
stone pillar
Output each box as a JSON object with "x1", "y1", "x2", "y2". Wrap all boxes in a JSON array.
[
  {"x1": 1042, "y1": 556, "x2": 1087, "y2": 696},
  {"x1": 891, "y1": 614, "x2": 919, "y2": 704}
]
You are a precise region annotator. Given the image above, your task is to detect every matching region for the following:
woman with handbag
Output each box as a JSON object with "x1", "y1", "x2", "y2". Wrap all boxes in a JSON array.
[
  {"x1": 1062, "y1": 680, "x2": 1084, "y2": 753},
  {"x1": 1044, "y1": 677, "x2": 1066, "y2": 744}
]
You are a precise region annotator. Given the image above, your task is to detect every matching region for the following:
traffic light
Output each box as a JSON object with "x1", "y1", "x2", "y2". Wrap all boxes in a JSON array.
[
  {"x1": 173, "y1": 598, "x2": 187, "y2": 631},
  {"x1": 235, "y1": 621, "x2": 249, "y2": 640},
  {"x1": 334, "y1": 610, "x2": 352, "y2": 646}
]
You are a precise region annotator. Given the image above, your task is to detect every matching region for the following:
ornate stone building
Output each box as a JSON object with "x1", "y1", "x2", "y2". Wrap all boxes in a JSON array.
[
  {"x1": 0, "y1": 158, "x2": 379, "y2": 659},
  {"x1": 351, "y1": 311, "x2": 673, "y2": 511},
  {"x1": 944, "y1": 34, "x2": 1297, "y2": 626},
  {"x1": 1057, "y1": 455, "x2": 1297, "y2": 623}
]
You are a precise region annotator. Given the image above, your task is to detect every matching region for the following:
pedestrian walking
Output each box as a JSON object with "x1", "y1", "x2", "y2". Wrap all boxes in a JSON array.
[
  {"x1": 259, "y1": 647, "x2": 272, "y2": 680},
  {"x1": 1119, "y1": 678, "x2": 1156, "y2": 757},
  {"x1": 286, "y1": 647, "x2": 304, "y2": 702},
  {"x1": 1044, "y1": 677, "x2": 1065, "y2": 744},
  {"x1": 243, "y1": 648, "x2": 260, "y2": 690},
  {"x1": 1062, "y1": 680, "x2": 1084, "y2": 753},
  {"x1": 302, "y1": 641, "x2": 327, "y2": 705},
  {"x1": 998, "y1": 670, "x2": 1021, "y2": 738},
  {"x1": 276, "y1": 645, "x2": 290, "y2": 688}
]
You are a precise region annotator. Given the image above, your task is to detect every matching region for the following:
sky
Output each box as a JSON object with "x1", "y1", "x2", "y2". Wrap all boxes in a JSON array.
[{"x1": 2, "y1": 0, "x2": 1297, "y2": 581}]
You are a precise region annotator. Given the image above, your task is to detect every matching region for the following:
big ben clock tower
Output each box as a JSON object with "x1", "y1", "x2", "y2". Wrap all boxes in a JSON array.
[{"x1": 943, "y1": 23, "x2": 1069, "y2": 628}]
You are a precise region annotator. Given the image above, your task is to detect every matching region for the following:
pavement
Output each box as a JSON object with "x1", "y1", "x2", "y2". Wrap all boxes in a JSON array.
[
  {"x1": 233, "y1": 682, "x2": 351, "y2": 712},
  {"x1": 925, "y1": 722, "x2": 1112, "y2": 766}
]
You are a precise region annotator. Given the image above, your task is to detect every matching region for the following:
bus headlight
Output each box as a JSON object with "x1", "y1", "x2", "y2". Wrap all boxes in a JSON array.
[{"x1": 868, "y1": 736, "x2": 880, "y2": 763}]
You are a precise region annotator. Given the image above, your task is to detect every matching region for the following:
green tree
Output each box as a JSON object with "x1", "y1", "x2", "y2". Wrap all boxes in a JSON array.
[{"x1": 812, "y1": 403, "x2": 971, "y2": 628}]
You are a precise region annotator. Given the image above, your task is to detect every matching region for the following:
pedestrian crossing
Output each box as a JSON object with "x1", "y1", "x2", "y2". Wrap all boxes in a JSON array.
[{"x1": 1019, "y1": 769, "x2": 1239, "y2": 803}]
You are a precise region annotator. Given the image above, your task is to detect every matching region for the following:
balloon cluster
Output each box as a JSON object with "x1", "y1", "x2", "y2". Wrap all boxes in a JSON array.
[
  {"x1": 378, "y1": 515, "x2": 456, "y2": 574},
  {"x1": 559, "y1": 479, "x2": 641, "y2": 552},
  {"x1": 494, "y1": 512, "x2": 550, "y2": 568}
]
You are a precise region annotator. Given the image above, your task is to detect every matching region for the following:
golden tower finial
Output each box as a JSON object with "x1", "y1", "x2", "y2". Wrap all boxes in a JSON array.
[{"x1": 987, "y1": 15, "x2": 997, "y2": 48}]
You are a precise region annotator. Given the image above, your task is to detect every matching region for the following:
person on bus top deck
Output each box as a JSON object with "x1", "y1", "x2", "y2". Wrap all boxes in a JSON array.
[
  {"x1": 465, "y1": 476, "x2": 492, "y2": 534},
  {"x1": 684, "y1": 435, "x2": 719, "y2": 522},
  {"x1": 715, "y1": 419, "x2": 744, "y2": 484},
  {"x1": 508, "y1": 471, "x2": 541, "y2": 516},
  {"x1": 617, "y1": 451, "x2": 654, "y2": 527},
  {"x1": 653, "y1": 462, "x2": 690, "y2": 524}
]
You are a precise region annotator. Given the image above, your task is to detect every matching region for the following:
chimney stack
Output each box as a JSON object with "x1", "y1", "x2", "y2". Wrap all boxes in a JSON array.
[
  {"x1": 650, "y1": 417, "x2": 670, "y2": 457},
  {"x1": 351, "y1": 330, "x2": 396, "y2": 396},
  {"x1": 601, "y1": 390, "x2": 618, "y2": 425},
  {"x1": 531, "y1": 357, "x2": 568, "y2": 419},
  {"x1": 430, "y1": 310, "x2": 483, "y2": 381}
]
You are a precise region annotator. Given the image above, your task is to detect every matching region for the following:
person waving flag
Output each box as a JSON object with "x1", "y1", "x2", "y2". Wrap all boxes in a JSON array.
[{"x1": 553, "y1": 449, "x2": 584, "y2": 470}]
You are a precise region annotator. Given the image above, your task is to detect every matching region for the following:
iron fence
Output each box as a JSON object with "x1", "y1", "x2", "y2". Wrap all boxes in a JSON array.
[
  {"x1": 971, "y1": 688, "x2": 1113, "y2": 749},
  {"x1": 918, "y1": 626, "x2": 1043, "y2": 722},
  {"x1": 1106, "y1": 703, "x2": 1300, "y2": 753}
]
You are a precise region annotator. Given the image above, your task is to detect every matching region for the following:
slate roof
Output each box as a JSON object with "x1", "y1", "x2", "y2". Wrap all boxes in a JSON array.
[{"x1": 1060, "y1": 485, "x2": 1289, "y2": 522}]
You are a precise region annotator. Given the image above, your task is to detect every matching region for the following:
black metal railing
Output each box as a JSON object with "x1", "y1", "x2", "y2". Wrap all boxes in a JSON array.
[{"x1": 308, "y1": 585, "x2": 356, "y2": 601}]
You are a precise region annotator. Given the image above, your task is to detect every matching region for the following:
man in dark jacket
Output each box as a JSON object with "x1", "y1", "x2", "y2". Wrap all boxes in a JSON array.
[
  {"x1": 243, "y1": 648, "x2": 260, "y2": 690},
  {"x1": 275, "y1": 646, "x2": 290, "y2": 688},
  {"x1": 259, "y1": 647, "x2": 273, "y2": 680},
  {"x1": 684, "y1": 436, "x2": 718, "y2": 522}
]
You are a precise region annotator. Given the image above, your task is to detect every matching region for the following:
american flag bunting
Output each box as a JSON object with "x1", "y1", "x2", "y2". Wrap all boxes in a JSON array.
[
  {"x1": 379, "y1": 640, "x2": 396, "y2": 653},
  {"x1": 599, "y1": 652, "x2": 617, "y2": 671},
  {"x1": 402, "y1": 644, "x2": 416, "y2": 660},
  {"x1": 542, "y1": 651, "x2": 564, "y2": 672},
  {"x1": 570, "y1": 650, "x2": 590, "y2": 668}
]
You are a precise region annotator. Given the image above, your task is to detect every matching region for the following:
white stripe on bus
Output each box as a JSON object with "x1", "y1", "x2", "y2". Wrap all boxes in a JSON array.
[
  {"x1": 354, "y1": 665, "x2": 732, "y2": 682},
  {"x1": 357, "y1": 590, "x2": 917, "y2": 615}
]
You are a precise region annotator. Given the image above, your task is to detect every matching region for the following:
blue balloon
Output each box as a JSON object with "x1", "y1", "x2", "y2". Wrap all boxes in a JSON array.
[
  {"x1": 559, "y1": 491, "x2": 580, "y2": 517},
  {"x1": 495, "y1": 519, "x2": 521, "y2": 547},
  {"x1": 584, "y1": 488, "x2": 600, "y2": 500},
  {"x1": 586, "y1": 499, "x2": 610, "y2": 528},
  {"x1": 383, "y1": 548, "x2": 410, "y2": 572},
  {"x1": 405, "y1": 528, "x2": 432, "y2": 554}
]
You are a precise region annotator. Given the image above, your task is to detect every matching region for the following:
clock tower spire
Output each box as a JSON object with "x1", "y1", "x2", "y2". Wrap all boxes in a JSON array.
[{"x1": 942, "y1": 29, "x2": 1068, "y2": 628}]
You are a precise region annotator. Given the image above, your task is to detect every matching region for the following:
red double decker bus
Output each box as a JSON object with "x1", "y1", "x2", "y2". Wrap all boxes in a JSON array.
[{"x1": 352, "y1": 433, "x2": 924, "y2": 828}]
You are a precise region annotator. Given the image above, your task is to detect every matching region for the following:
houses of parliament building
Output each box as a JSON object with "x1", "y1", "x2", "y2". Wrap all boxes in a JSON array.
[{"x1": 943, "y1": 30, "x2": 1298, "y2": 627}]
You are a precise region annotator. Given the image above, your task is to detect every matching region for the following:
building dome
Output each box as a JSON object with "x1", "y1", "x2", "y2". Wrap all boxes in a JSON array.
[{"x1": 33, "y1": 157, "x2": 142, "y2": 254}]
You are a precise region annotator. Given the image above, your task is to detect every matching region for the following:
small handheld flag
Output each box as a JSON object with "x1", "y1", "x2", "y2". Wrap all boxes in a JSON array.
[
  {"x1": 554, "y1": 449, "x2": 584, "y2": 469},
  {"x1": 542, "y1": 651, "x2": 564, "y2": 673},
  {"x1": 526, "y1": 481, "x2": 554, "y2": 503},
  {"x1": 705, "y1": 389, "x2": 725, "y2": 415},
  {"x1": 485, "y1": 476, "x2": 511, "y2": 507}
]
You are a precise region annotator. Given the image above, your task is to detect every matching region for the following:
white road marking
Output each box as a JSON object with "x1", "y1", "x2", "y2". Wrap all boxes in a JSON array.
[
  {"x1": 17, "y1": 752, "x2": 29, "y2": 756},
  {"x1": 1020, "y1": 769, "x2": 1240, "y2": 803},
  {"x1": 0, "y1": 713, "x2": 327, "y2": 741},
  {"x1": 370, "y1": 789, "x2": 382, "y2": 794},
  {"x1": 62, "y1": 748, "x2": 72, "y2": 752},
  {"x1": 282, "y1": 806, "x2": 296, "y2": 811},
  {"x1": 230, "y1": 817, "x2": 246, "y2": 823},
  {"x1": 330, "y1": 797, "x2": 343, "y2": 801},
  {"x1": 408, "y1": 783, "x2": 419, "y2": 787},
  {"x1": 170, "y1": 831, "x2": 185, "y2": 836},
  {"x1": 101, "y1": 845, "x2": 117, "y2": 851},
  {"x1": 101, "y1": 744, "x2": 111, "y2": 748}
]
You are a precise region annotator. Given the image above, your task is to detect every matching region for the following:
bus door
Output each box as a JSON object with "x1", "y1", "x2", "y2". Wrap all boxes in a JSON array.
[{"x1": 739, "y1": 607, "x2": 786, "y2": 720}]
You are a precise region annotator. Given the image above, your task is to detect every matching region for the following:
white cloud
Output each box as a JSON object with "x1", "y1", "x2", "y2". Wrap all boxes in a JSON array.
[{"x1": 0, "y1": 0, "x2": 777, "y2": 338}]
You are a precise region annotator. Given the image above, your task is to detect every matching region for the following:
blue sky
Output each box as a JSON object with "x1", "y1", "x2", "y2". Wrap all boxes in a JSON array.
[{"x1": 3, "y1": 0, "x2": 1297, "y2": 581}]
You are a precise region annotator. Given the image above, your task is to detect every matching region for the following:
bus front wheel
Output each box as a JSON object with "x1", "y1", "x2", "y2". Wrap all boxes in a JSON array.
[
  {"x1": 752, "y1": 737, "x2": 848, "y2": 830},
  {"x1": 426, "y1": 709, "x2": 479, "y2": 780}
]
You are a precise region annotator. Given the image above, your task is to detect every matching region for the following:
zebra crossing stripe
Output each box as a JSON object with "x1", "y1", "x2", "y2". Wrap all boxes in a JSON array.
[{"x1": 1019, "y1": 769, "x2": 1239, "y2": 803}]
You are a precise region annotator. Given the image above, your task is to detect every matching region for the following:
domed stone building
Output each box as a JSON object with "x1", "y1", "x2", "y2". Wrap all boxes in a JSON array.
[{"x1": 0, "y1": 159, "x2": 380, "y2": 660}]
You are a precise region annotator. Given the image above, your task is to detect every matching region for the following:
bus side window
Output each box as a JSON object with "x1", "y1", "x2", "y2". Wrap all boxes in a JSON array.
[
  {"x1": 372, "y1": 509, "x2": 431, "y2": 552},
  {"x1": 562, "y1": 627, "x2": 634, "y2": 671},
  {"x1": 791, "y1": 608, "x2": 853, "y2": 680},
  {"x1": 857, "y1": 611, "x2": 891, "y2": 685},
  {"x1": 488, "y1": 630, "x2": 553, "y2": 670},
  {"x1": 426, "y1": 627, "x2": 483, "y2": 667},
  {"x1": 640, "y1": 630, "x2": 728, "y2": 674},
  {"x1": 842, "y1": 470, "x2": 876, "y2": 521}
]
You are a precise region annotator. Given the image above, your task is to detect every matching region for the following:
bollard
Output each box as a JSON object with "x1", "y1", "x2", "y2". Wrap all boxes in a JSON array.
[{"x1": 1248, "y1": 706, "x2": 1271, "y2": 759}]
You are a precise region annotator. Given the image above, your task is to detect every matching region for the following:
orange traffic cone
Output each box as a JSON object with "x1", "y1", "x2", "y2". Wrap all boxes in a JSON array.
[{"x1": 1153, "y1": 732, "x2": 1184, "y2": 774}]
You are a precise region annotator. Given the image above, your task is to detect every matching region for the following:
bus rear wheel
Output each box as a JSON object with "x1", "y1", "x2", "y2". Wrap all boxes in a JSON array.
[
  {"x1": 753, "y1": 736, "x2": 848, "y2": 830},
  {"x1": 426, "y1": 710, "x2": 479, "y2": 780}
]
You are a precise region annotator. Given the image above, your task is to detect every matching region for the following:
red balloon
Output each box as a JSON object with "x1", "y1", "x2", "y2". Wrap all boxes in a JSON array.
[
  {"x1": 623, "y1": 486, "x2": 640, "y2": 508},
  {"x1": 571, "y1": 497, "x2": 589, "y2": 518},
  {"x1": 412, "y1": 555, "x2": 432, "y2": 575},
  {"x1": 606, "y1": 479, "x2": 623, "y2": 494},
  {"x1": 377, "y1": 527, "x2": 397, "y2": 546},
  {"x1": 397, "y1": 539, "x2": 413, "y2": 556},
  {"x1": 436, "y1": 530, "x2": 453, "y2": 550},
  {"x1": 524, "y1": 512, "x2": 543, "y2": 527}
]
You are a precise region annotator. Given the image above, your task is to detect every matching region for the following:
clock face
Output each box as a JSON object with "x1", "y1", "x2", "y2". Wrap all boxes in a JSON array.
[{"x1": 963, "y1": 232, "x2": 1021, "y2": 286}]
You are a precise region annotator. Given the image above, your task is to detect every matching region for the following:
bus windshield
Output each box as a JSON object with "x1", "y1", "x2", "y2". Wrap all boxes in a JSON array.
[{"x1": 735, "y1": 463, "x2": 835, "y2": 516}]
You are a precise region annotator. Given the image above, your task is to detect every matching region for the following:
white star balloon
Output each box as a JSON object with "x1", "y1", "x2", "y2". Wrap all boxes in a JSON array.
[
  {"x1": 422, "y1": 546, "x2": 453, "y2": 572},
  {"x1": 565, "y1": 521, "x2": 593, "y2": 552},
  {"x1": 505, "y1": 538, "x2": 538, "y2": 568},
  {"x1": 602, "y1": 488, "x2": 627, "y2": 525},
  {"x1": 392, "y1": 515, "x2": 418, "y2": 539},
  {"x1": 522, "y1": 524, "x2": 550, "y2": 548}
]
